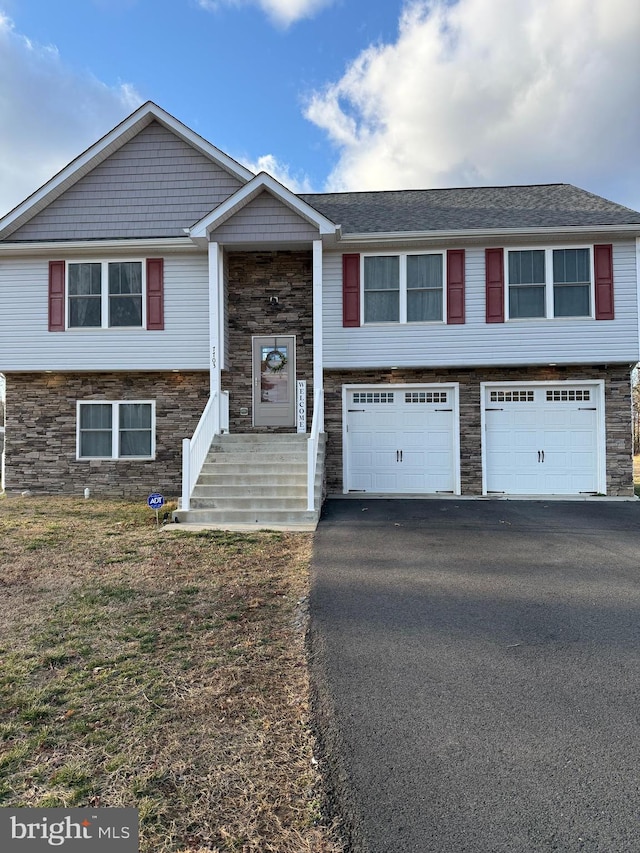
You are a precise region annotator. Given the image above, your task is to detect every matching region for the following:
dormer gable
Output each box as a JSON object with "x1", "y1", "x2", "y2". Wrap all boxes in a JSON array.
[{"x1": 189, "y1": 172, "x2": 339, "y2": 247}]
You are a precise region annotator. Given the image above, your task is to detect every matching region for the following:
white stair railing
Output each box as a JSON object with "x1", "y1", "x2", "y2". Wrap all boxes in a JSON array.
[
  {"x1": 181, "y1": 391, "x2": 229, "y2": 511},
  {"x1": 307, "y1": 388, "x2": 324, "y2": 512}
]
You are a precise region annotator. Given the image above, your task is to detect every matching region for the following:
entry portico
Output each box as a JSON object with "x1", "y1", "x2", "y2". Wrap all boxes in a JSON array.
[{"x1": 179, "y1": 173, "x2": 337, "y2": 519}]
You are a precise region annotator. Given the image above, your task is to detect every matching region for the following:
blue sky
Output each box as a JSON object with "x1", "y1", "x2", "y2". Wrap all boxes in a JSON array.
[{"x1": 1, "y1": 0, "x2": 640, "y2": 217}]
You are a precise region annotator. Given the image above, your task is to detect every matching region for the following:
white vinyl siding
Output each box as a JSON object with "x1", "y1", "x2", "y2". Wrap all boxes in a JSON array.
[
  {"x1": 322, "y1": 241, "x2": 639, "y2": 368},
  {"x1": 77, "y1": 400, "x2": 155, "y2": 460},
  {"x1": 0, "y1": 252, "x2": 210, "y2": 370}
]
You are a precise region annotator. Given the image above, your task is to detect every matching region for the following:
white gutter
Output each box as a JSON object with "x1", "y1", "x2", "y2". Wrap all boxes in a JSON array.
[
  {"x1": 338, "y1": 223, "x2": 640, "y2": 245},
  {"x1": 0, "y1": 237, "x2": 199, "y2": 256}
]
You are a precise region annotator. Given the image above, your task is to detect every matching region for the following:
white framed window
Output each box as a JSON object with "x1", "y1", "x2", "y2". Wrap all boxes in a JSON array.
[
  {"x1": 77, "y1": 401, "x2": 155, "y2": 460},
  {"x1": 507, "y1": 247, "x2": 592, "y2": 319},
  {"x1": 363, "y1": 252, "x2": 444, "y2": 323},
  {"x1": 67, "y1": 261, "x2": 145, "y2": 329}
]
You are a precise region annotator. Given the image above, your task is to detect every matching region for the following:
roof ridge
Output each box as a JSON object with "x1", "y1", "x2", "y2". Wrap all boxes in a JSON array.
[{"x1": 300, "y1": 183, "x2": 569, "y2": 198}]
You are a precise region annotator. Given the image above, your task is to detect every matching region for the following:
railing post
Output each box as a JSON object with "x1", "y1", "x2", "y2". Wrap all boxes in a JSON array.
[
  {"x1": 221, "y1": 391, "x2": 229, "y2": 433},
  {"x1": 307, "y1": 436, "x2": 315, "y2": 512},
  {"x1": 182, "y1": 438, "x2": 191, "y2": 512}
]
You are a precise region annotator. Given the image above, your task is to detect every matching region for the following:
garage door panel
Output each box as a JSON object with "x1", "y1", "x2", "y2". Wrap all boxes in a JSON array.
[
  {"x1": 484, "y1": 385, "x2": 600, "y2": 495},
  {"x1": 346, "y1": 387, "x2": 457, "y2": 494}
]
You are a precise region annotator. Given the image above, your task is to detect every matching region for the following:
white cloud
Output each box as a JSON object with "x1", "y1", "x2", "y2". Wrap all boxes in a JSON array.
[
  {"x1": 241, "y1": 153, "x2": 314, "y2": 193},
  {"x1": 305, "y1": 0, "x2": 640, "y2": 208},
  {"x1": 197, "y1": 0, "x2": 333, "y2": 28},
  {"x1": 0, "y1": 14, "x2": 141, "y2": 218}
]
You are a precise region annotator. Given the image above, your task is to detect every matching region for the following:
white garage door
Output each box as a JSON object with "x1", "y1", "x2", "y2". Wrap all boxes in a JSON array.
[
  {"x1": 345, "y1": 386, "x2": 458, "y2": 494},
  {"x1": 483, "y1": 383, "x2": 602, "y2": 495}
]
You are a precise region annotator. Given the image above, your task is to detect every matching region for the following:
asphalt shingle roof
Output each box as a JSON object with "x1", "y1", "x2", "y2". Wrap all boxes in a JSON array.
[{"x1": 300, "y1": 184, "x2": 640, "y2": 234}]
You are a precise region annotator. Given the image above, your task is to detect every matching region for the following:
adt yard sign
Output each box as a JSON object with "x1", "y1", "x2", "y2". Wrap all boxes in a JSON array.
[
  {"x1": 148, "y1": 493, "x2": 164, "y2": 510},
  {"x1": 148, "y1": 493, "x2": 165, "y2": 526}
]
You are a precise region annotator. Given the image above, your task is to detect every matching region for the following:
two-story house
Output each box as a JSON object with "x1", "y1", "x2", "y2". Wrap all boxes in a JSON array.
[{"x1": 1, "y1": 102, "x2": 638, "y2": 526}]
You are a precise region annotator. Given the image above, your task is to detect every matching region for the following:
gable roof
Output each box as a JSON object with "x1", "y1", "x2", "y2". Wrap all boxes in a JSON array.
[
  {"x1": 301, "y1": 184, "x2": 640, "y2": 236},
  {"x1": 2, "y1": 100, "x2": 639, "y2": 246},
  {"x1": 190, "y1": 172, "x2": 338, "y2": 243},
  {"x1": 0, "y1": 102, "x2": 254, "y2": 241}
]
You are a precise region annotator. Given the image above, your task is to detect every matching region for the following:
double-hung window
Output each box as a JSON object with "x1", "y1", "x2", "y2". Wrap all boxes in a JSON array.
[
  {"x1": 77, "y1": 401, "x2": 155, "y2": 459},
  {"x1": 363, "y1": 252, "x2": 444, "y2": 323},
  {"x1": 507, "y1": 247, "x2": 592, "y2": 319},
  {"x1": 68, "y1": 261, "x2": 144, "y2": 328}
]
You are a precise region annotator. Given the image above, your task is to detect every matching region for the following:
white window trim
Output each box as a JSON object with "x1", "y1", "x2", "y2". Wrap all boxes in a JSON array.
[
  {"x1": 66, "y1": 259, "x2": 147, "y2": 330},
  {"x1": 361, "y1": 251, "x2": 447, "y2": 325},
  {"x1": 505, "y1": 245, "x2": 594, "y2": 321},
  {"x1": 76, "y1": 400, "x2": 156, "y2": 460}
]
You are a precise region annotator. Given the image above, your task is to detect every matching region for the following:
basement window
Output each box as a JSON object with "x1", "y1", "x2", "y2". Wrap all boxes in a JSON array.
[{"x1": 77, "y1": 401, "x2": 155, "y2": 459}]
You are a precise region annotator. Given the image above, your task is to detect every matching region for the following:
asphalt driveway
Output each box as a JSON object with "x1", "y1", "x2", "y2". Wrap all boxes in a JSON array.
[{"x1": 309, "y1": 499, "x2": 640, "y2": 853}]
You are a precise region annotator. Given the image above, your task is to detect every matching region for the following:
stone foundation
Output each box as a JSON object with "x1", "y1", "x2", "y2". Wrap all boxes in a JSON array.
[
  {"x1": 323, "y1": 364, "x2": 634, "y2": 497},
  {"x1": 4, "y1": 371, "x2": 209, "y2": 498}
]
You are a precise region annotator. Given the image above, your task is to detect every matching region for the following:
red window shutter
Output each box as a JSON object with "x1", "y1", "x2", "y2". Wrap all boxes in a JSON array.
[
  {"x1": 594, "y1": 244, "x2": 614, "y2": 320},
  {"x1": 485, "y1": 248, "x2": 505, "y2": 323},
  {"x1": 48, "y1": 260, "x2": 65, "y2": 331},
  {"x1": 446, "y1": 249, "x2": 465, "y2": 324},
  {"x1": 342, "y1": 253, "x2": 360, "y2": 327},
  {"x1": 146, "y1": 258, "x2": 164, "y2": 330}
]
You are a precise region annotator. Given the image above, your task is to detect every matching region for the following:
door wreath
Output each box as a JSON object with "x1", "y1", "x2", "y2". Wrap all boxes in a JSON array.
[{"x1": 264, "y1": 349, "x2": 287, "y2": 372}]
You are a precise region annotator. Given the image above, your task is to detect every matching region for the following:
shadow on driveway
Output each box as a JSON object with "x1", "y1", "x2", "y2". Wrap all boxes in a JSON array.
[{"x1": 309, "y1": 499, "x2": 640, "y2": 853}]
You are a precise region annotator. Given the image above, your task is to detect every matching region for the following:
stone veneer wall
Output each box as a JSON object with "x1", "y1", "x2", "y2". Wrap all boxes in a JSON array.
[
  {"x1": 4, "y1": 371, "x2": 209, "y2": 498},
  {"x1": 323, "y1": 364, "x2": 634, "y2": 497},
  {"x1": 224, "y1": 250, "x2": 313, "y2": 432}
]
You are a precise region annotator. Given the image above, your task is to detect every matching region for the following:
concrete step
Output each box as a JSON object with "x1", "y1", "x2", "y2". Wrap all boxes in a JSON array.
[
  {"x1": 205, "y1": 451, "x2": 307, "y2": 464},
  {"x1": 179, "y1": 432, "x2": 325, "y2": 531},
  {"x1": 215, "y1": 432, "x2": 307, "y2": 440},
  {"x1": 199, "y1": 467, "x2": 307, "y2": 491},
  {"x1": 199, "y1": 461, "x2": 307, "y2": 476},
  {"x1": 174, "y1": 508, "x2": 319, "y2": 526},
  {"x1": 192, "y1": 483, "x2": 307, "y2": 498},
  {"x1": 189, "y1": 496, "x2": 308, "y2": 511}
]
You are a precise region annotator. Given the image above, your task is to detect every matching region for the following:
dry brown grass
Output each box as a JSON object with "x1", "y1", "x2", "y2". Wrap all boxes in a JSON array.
[{"x1": 0, "y1": 496, "x2": 342, "y2": 853}]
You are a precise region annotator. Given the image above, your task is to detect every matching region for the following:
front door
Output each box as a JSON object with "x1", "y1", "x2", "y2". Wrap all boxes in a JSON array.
[{"x1": 252, "y1": 336, "x2": 296, "y2": 427}]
